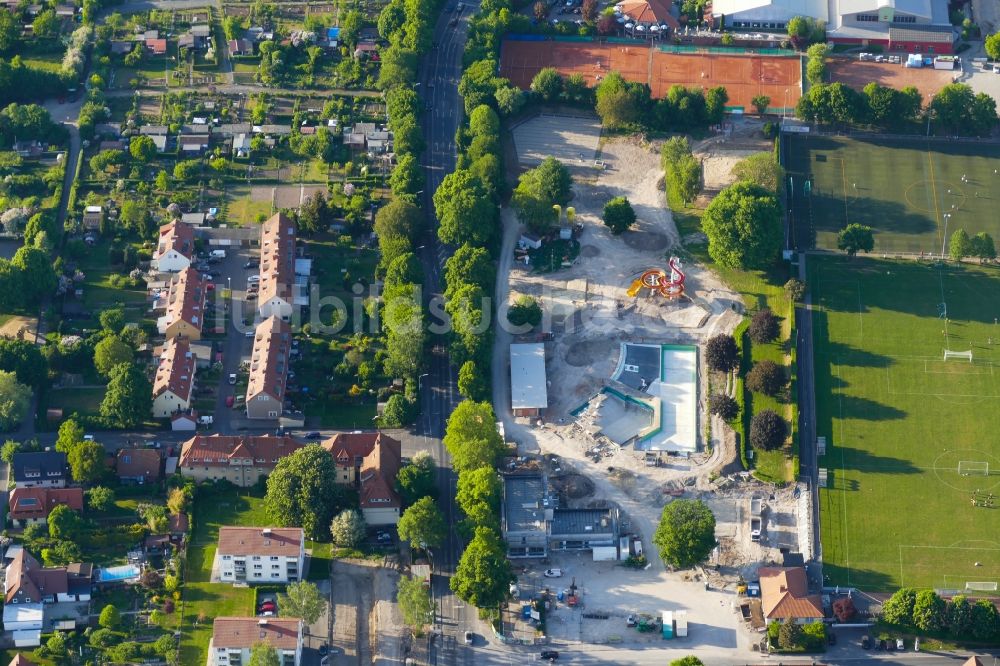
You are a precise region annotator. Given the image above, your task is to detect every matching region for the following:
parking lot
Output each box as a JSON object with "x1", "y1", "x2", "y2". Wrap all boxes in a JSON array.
[{"x1": 509, "y1": 552, "x2": 745, "y2": 650}]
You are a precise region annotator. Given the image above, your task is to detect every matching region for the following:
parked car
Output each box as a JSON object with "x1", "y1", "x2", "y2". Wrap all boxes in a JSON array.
[
  {"x1": 226, "y1": 395, "x2": 235, "y2": 408},
  {"x1": 376, "y1": 531, "x2": 392, "y2": 543},
  {"x1": 896, "y1": 638, "x2": 904, "y2": 651},
  {"x1": 539, "y1": 652, "x2": 559, "y2": 661},
  {"x1": 258, "y1": 601, "x2": 277, "y2": 612},
  {"x1": 861, "y1": 635, "x2": 871, "y2": 649},
  {"x1": 305, "y1": 431, "x2": 322, "y2": 440},
  {"x1": 626, "y1": 614, "x2": 636, "y2": 627},
  {"x1": 543, "y1": 569, "x2": 562, "y2": 578},
  {"x1": 228, "y1": 374, "x2": 237, "y2": 385},
  {"x1": 244, "y1": 260, "x2": 259, "y2": 269},
  {"x1": 464, "y1": 632, "x2": 473, "y2": 645}
]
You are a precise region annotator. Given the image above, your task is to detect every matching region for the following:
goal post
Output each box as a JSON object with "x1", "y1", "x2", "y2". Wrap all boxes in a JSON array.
[
  {"x1": 965, "y1": 581, "x2": 999, "y2": 592},
  {"x1": 944, "y1": 349, "x2": 973, "y2": 362},
  {"x1": 959, "y1": 461, "x2": 990, "y2": 476}
]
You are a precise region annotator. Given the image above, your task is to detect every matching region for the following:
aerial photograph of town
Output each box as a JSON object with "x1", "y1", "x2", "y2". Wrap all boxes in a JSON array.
[{"x1": 3, "y1": 0, "x2": 1000, "y2": 662}]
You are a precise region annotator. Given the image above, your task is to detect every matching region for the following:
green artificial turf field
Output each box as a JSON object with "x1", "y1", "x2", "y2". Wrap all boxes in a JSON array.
[
  {"x1": 786, "y1": 135, "x2": 1000, "y2": 254},
  {"x1": 812, "y1": 256, "x2": 1000, "y2": 591}
]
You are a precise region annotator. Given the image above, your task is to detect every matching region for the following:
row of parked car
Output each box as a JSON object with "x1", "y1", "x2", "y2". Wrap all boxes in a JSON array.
[{"x1": 860, "y1": 635, "x2": 905, "y2": 651}]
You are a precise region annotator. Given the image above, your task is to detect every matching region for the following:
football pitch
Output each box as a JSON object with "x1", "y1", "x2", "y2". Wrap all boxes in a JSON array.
[
  {"x1": 812, "y1": 256, "x2": 1000, "y2": 591},
  {"x1": 786, "y1": 135, "x2": 1000, "y2": 254}
]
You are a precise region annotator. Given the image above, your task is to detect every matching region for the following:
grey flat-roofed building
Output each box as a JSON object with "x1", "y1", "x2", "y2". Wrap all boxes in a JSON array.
[{"x1": 503, "y1": 473, "x2": 620, "y2": 558}]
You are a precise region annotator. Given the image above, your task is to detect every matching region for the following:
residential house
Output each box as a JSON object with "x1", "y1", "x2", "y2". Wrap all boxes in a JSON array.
[
  {"x1": 145, "y1": 38, "x2": 167, "y2": 55},
  {"x1": 82, "y1": 206, "x2": 103, "y2": 231},
  {"x1": 343, "y1": 122, "x2": 375, "y2": 148},
  {"x1": 178, "y1": 434, "x2": 303, "y2": 487},
  {"x1": 213, "y1": 527, "x2": 304, "y2": 584},
  {"x1": 245, "y1": 316, "x2": 291, "y2": 420},
  {"x1": 110, "y1": 40, "x2": 133, "y2": 55},
  {"x1": 181, "y1": 212, "x2": 206, "y2": 226},
  {"x1": 228, "y1": 38, "x2": 254, "y2": 55},
  {"x1": 209, "y1": 617, "x2": 303, "y2": 666},
  {"x1": 232, "y1": 133, "x2": 251, "y2": 158},
  {"x1": 156, "y1": 267, "x2": 207, "y2": 341},
  {"x1": 152, "y1": 337, "x2": 197, "y2": 418},
  {"x1": 191, "y1": 24, "x2": 211, "y2": 39},
  {"x1": 326, "y1": 26, "x2": 340, "y2": 47},
  {"x1": 366, "y1": 130, "x2": 392, "y2": 153},
  {"x1": 8, "y1": 487, "x2": 84, "y2": 526},
  {"x1": 8, "y1": 654, "x2": 37, "y2": 666},
  {"x1": 54, "y1": 4, "x2": 74, "y2": 16},
  {"x1": 354, "y1": 42, "x2": 378, "y2": 59},
  {"x1": 758, "y1": 566, "x2": 825, "y2": 623},
  {"x1": 116, "y1": 448, "x2": 162, "y2": 484},
  {"x1": 187, "y1": 341, "x2": 215, "y2": 368},
  {"x1": 153, "y1": 219, "x2": 195, "y2": 272},
  {"x1": 142, "y1": 29, "x2": 159, "y2": 40},
  {"x1": 94, "y1": 122, "x2": 123, "y2": 137},
  {"x1": 322, "y1": 432, "x2": 402, "y2": 525},
  {"x1": 257, "y1": 212, "x2": 296, "y2": 321},
  {"x1": 255, "y1": 124, "x2": 293, "y2": 136},
  {"x1": 357, "y1": 434, "x2": 402, "y2": 525},
  {"x1": 139, "y1": 125, "x2": 169, "y2": 136},
  {"x1": 11, "y1": 452, "x2": 68, "y2": 488},
  {"x1": 99, "y1": 140, "x2": 128, "y2": 152},
  {"x1": 216, "y1": 123, "x2": 252, "y2": 137},
  {"x1": 147, "y1": 134, "x2": 168, "y2": 152},
  {"x1": 179, "y1": 134, "x2": 210, "y2": 153},
  {"x1": 4, "y1": 549, "x2": 92, "y2": 604},
  {"x1": 502, "y1": 473, "x2": 620, "y2": 558}
]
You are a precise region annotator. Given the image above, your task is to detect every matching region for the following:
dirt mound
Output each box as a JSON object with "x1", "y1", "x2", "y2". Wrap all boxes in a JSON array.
[
  {"x1": 580, "y1": 244, "x2": 601, "y2": 258},
  {"x1": 564, "y1": 338, "x2": 617, "y2": 367},
  {"x1": 551, "y1": 473, "x2": 595, "y2": 499}
]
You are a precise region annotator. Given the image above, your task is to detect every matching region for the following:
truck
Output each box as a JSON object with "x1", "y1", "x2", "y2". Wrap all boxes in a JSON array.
[
  {"x1": 210, "y1": 249, "x2": 226, "y2": 259},
  {"x1": 674, "y1": 611, "x2": 688, "y2": 638},
  {"x1": 750, "y1": 517, "x2": 762, "y2": 542}
]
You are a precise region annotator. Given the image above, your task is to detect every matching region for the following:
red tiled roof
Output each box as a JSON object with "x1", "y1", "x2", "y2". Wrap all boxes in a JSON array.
[
  {"x1": 4, "y1": 549, "x2": 71, "y2": 604},
  {"x1": 759, "y1": 567, "x2": 824, "y2": 620},
  {"x1": 247, "y1": 316, "x2": 291, "y2": 404},
  {"x1": 8, "y1": 487, "x2": 84, "y2": 521},
  {"x1": 153, "y1": 337, "x2": 196, "y2": 403},
  {"x1": 259, "y1": 213, "x2": 296, "y2": 307},
  {"x1": 216, "y1": 527, "x2": 303, "y2": 557},
  {"x1": 179, "y1": 434, "x2": 303, "y2": 469},
  {"x1": 154, "y1": 219, "x2": 195, "y2": 262},
  {"x1": 321, "y1": 431, "x2": 398, "y2": 467},
  {"x1": 618, "y1": 0, "x2": 679, "y2": 27},
  {"x1": 359, "y1": 434, "x2": 401, "y2": 509},
  {"x1": 146, "y1": 38, "x2": 167, "y2": 54},
  {"x1": 163, "y1": 267, "x2": 206, "y2": 334},
  {"x1": 212, "y1": 617, "x2": 301, "y2": 650},
  {"x1": 9, "y1": 654, "x2": 37, "y2": 666},
  {"x1": 116, "y1": 448, "x2": 162, "y2": 481}
]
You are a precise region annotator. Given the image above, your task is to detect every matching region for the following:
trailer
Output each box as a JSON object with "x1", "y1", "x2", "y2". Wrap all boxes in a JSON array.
[
  {"x1": 662, "y1": 611, "x2": 674, "y2": 639},
  {"x1": 592, "y1": 546, "x2": 618, "y2": 562},
  {"x1": 934, "y1": 55, "x2": 959, "y2": 70}
]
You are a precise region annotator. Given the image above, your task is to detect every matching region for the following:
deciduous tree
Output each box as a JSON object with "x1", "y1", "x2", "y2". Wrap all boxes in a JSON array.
[
  {"x1": 330, "y1": 508, "x2": 367, "y2": 548},
  {"x1": 602, "y1": 196, "x2": 636, "y2": 234},
  {"x1": 652, "y1": 499, "x2": 716, "y2": 569},
  {"x1": 93, "y1": 335, "x2": 133, "y2": 377},
  {"x1": 507, "y1": 295, "x2": 542, "y2": 328},
  {"x1": 278, "y1": 581, "x2": 327, "y2": 624},
  {"x1": 442, "y1": 400, "x2": 506, "y2": 473},
  {"x1": 68, "y1": 439, "x2": 105, "y2": 484},
  {"x1": 456, "y1": 466, "x2": 501, "y2": 530},
  {"x1": 0, "y1": 370, "x2": 29, "y2": 430},
  {"x1": 434, "y1": 169, "x2": 496, "y2": 246},
  {"x1": 704, "y1": 334, "x2": 739, "y2": 372},
  {"x1": 100, "y1": 363, "x2": 150, "y2": 428},
  {"x1": 398, "y1": 575, "x2": 435, "y2": 628},
  {"x1": 530, "y1": 67, "x2": 563, "y2": 102},
  {"x1": 746, "y1": 360, "x2": 785, "y2": 396},
  {"x1": 451, "y1": 526, "x2": 514, "y2": 611},
  {"x1": 397, "y1": 496, "x2": 446, "y2": 550},
  {"x1": 881, "y1": 588, "x2": 916, "y2": 626},
  {"x1": 913, "y1": 589, "x2": 946, "y2": 632},
  {"x1": 709, "y1": 393, "x2": 738, "y2": 420},
  {"x1": 837, "y1": 223, "x2": 874, "y2": 257},
  {"x1": 395, "y1": 451, "x2": 438, "y2": 505},
  {"x1": 748, "y1": 308, "x2": 780, "y2": 344},
  {"x1": 750, "y1": 409, "x2": 787, "y2": 451},
  {"x1": 265, "y1": 445, "x2": 350, "y2": 540},
  {"x1": 702, "y1": 181, "x2": 781, "y2": 269},
  {"x1": 248, "y1": 641, "x2": 280, "y2": 666}
]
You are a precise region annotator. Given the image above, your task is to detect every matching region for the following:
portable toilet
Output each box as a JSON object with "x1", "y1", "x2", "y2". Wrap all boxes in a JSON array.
[
  {"x1": 675, "y1": 611, "x2": 688, "y2": 637},
  {"x1": 662, "y1": 611, "x2": 674, "y2": 639}
]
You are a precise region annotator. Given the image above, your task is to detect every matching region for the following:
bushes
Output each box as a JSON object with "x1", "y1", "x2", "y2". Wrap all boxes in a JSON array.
[{"x1": 709, "y1": 393, "x2": 738, "y2": 421}]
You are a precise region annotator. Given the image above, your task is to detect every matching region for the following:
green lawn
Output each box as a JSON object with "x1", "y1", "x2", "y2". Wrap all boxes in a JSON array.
[
  {"x1": 676, "y1": 206, "x2": 797, "y2": 482},
  {"x1": 78, "y1": 239, "x2": 148, "y2": 308},
  {"x1": 812, "y1": 256, "x2": 1000, "y2": 590},
  {"x1": 786, "y1": 134, "x2": 1000, "y2": 253},
  {"x1": 179, "y1": 489, "x2": 273, "y2": 665},
  {"x1": 47, "y1": 387, "x2": 105, "y2": 416}
]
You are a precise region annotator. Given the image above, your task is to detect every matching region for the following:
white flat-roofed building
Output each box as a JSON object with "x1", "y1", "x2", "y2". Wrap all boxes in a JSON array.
[{"x1": 510, "y1": 343, "x2": 548, "y2": 417}]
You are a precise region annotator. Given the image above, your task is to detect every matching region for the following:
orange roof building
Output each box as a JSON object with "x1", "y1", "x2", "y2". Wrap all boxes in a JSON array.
[
  {"x1": 116, "y1": 448, "x2": 162, "y2": 484},
  {"x1": 257, "y1": 212, "x2": 296, "y2": 321},
  {"x1": 246, "y1": 316, "x2": 290, "y2": 420},
  {"x1": 322, "y1": 432, "x2": 402, "y2": 525},
  {"x1": 211, "y1": 617, "x2": 302, "y2": 663},
  {"x1": 8, "y1": 487, "x2": 84, "y2": 525},
  {"x1": 156, "y1": 267, "x2": 206, "y2": 341},
  {"x1": 179, "y1": 434, "x2": 303, "y2": 487},
  {"x1": 152, "y1": 337, "x2": 196, "y2": 418},
  {"x1": 617, "y1": 0, "x2": 679, "y2": 28},
  {"x1": 152, "y1": 219, "x2": 195, "y2": 272},
  {"x1": 759, "y1": 567, "x2": 824, "y2": 622},
  {"x1": 214, "y1": 528, "x2": 305, "y2": 584}
]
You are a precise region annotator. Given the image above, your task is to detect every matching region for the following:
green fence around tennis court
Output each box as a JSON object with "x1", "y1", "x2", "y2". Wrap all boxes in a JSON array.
[{"x1": 657, "y1": 44, "x2": 796, "y2": 56}]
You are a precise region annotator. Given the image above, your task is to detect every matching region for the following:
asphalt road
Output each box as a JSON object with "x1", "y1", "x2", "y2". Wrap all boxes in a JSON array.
[
  {"x1": 795, "y1": 253, "x2": 821, "y2": 571},
  {"x1": 416, "y1": 1, "x2": 481, "y2": 664}
]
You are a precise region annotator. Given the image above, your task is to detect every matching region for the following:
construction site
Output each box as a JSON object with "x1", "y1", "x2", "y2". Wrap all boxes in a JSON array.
[{"x1": 495, "y1": 124, "x2": 813, "y2": 648}]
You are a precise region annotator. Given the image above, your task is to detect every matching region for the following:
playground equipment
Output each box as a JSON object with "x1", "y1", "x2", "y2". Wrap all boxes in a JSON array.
[{"x1": 626, "y1": 257, "x2": 685, "y2": 299}]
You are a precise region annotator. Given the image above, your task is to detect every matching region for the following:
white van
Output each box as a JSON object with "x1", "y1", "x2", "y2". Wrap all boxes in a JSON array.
[
  {"x1": 210, "y1": 249, "x2": 226, "y2": 259},
  {"x1": 247, "y1": 275, "x2": 260, "y2": 284}
]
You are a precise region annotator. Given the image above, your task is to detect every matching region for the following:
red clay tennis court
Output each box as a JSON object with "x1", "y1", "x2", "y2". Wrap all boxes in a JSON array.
[{"x1": 500, "y1": 40, "x2": 803, "y2": 112}]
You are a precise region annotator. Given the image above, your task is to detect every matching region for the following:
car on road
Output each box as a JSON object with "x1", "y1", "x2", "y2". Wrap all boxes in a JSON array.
[
  {"x1": 543, "y1": 569, "x2": 562, "y2": 578},
  {"x1": 539, "y1": 651, "x2": 559, "y2": 661},
  {"x1": 305, "y1": 431, "x2": 322, "y2": 440},
  {"x1": 861, "y1": 635, "x2": 871, "y2": 649},
  {"x1": 244, "y1": 260, "x2": 259, "y2": 269},
  {"x1": 247, "y1": 275, "x2": 260, "y2": 284},
  {"x1": 226, "y1": 395, "x2": 235, "y2": 408},
  {"x1": 626, "y1": 614, "x2": 636, "y2": 627},
  {"x1": 228, "y1": 374, "x2": 237, "y2": 385},
  {"x1": 463, "y1": 631, "x2": 473, "y2": 645},
  {"x1": 449, "y1": 17, "x2": 458, "y2": 25}
]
